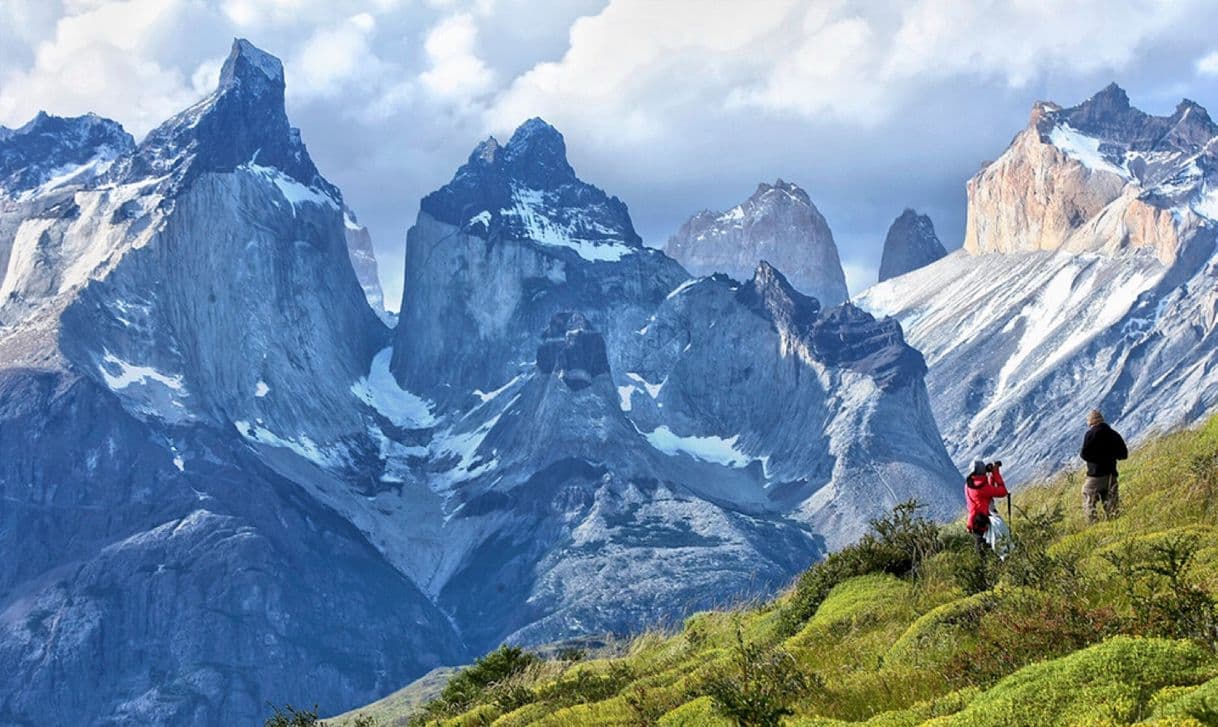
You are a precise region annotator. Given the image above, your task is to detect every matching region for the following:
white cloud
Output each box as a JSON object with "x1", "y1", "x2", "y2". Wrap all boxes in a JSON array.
[
  {"x1": 0, "y1": 0, "x2": 202, "y2": 135},
  {"x1": 1197, "y1": 50, "x2": 1218, "y2": 77},
  {"x1": 487, "y1": 0, "x2": 796, "y2": 140},
  {"x1": 419, "y1": 13, "x2": 494, "y2": 102},
  {"x1": 289, "y1": 12, "x2": 383, "y2": 98}
]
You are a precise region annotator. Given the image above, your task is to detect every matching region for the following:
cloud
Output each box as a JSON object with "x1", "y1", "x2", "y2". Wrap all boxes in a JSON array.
[
  {"x1": 419, "y1": 13, "x2": 494, "y2": 102},
  {"x1": 4, "y1": 0, "x2": 1218, "y2": 313},
  {"x1": 1197, "y1": 50, "x2": 1218, "y2": 77},
  {"x1": 0, "y1": 0, "x2": 204, "y2": 135},
  {"x1": 289, "y1": 12, "x2": 383, "y2": 98}
]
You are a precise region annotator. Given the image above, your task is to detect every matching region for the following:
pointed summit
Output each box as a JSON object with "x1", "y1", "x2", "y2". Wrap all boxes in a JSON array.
[
  {"x1": 219, "y1": 38, "x2": 285, "y2": 90},
  {"x1": 878, "y1": 209, "x2": 946, "y2": 282},
  {"x1": 416, "y1": 118, "x2": 639, "y2": 255},
  {"x1": 501, "y1": 118, "x2": 576, "y2": 188},
  {"x1": 122, "y1": 39, "x2": 330, "y2": 193}
]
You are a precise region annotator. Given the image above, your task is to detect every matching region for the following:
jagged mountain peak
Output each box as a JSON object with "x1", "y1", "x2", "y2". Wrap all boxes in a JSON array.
[
  {"x1": 878, "y1": 208, "x2": 945, "y2": 282},
  {"x1": 120, "y1": 38, "x2": 331, "y2": 194},
  {"x1": 458, "y1": 119, "x2": 575, "y2": 187},
  {"x1": 1032, "y1": 83, "x2": 1218, "y2": 154},
  {"x1": 0, "y1": 111, "x2": 133, "y2": 194},
  {"x1": 500, "y1": 117, "x2": 576, "y2": 188},
  {"x1": 738, "y1": 259, "x2": 821, "y2": 331},
  {"x1": 415, "y1": 119, "x2": 639, "y2": 257},
  {"x1": 752, "y1": 178, "x2": 812, "y2": 206},
  {"x1": 220, "y1": 38, "x2": 285, "y2": 90}
]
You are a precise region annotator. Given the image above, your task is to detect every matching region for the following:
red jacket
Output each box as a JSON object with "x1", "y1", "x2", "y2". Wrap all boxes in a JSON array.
[{"x1": 965, "y1": 470, "x2": 1008, "y2": 532}]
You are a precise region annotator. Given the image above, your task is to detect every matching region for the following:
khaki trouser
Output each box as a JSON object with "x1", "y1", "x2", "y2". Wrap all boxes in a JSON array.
[{"x1": 1083, "y1": 474, "x2": 1119, "y2": 523}]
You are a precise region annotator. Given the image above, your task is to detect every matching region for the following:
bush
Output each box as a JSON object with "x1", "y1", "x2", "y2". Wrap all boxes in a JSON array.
[
  {"x1": 533, "y1": 661, "x2": 635, "y2": 708},
  {"x1": 702, "y1": 622, "x2": 819, "y2": 726},
  {"x1": 1103, "y1": 533, "x2": 1218, "y2": 649},
  {"x1": 264, "y1": 704, "x2": 322, "y2": 727},
  {"x1": 781, "y1": 501, "x2": 941, "y2": 634},
  {"x1": 412, "y1": 645, "x2": 541, "y2": 723}
]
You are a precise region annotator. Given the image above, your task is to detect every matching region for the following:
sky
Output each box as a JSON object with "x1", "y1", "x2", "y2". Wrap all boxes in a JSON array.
[{"x1": 6, "y1": 0, "x2": 1218, "y2": 310}]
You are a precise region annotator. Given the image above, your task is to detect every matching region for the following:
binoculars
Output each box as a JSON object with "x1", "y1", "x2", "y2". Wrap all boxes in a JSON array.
[{"x1": 985, "y1": 460, "x2": 1003, "y2": 472}]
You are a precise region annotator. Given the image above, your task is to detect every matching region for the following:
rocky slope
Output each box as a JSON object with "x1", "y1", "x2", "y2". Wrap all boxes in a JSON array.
[
  {"x1": 0, "y1": 40, "x2": 457, "y2": 726},
  {"x1": 878, "y1": 209, "x2": 946, "y2": 281},
  {"x1": 375, "y1": 124, "x2": 958, "y2": 653},
  {"x1": 342, "y1": 206, "x2": 392, "y2": 323},
  {"x1": 0, "y1": 40, "x2": 959, "y2": 727},
  {"x1": 860, "y1": 84, "x2": 1218, "y2": 480},
  {"x1": 664, "y1": 180, "x2": 849, "y2": 305}
]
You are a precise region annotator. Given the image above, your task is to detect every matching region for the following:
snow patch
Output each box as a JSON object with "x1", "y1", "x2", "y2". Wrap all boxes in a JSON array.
[
  {"x1": 626, "y1": 372, "x2": 664, "y2": 398},
  {"x1": 99, "y1": 351, "x2": 185, "y2": 392},
  {"x1": 242, "y1": 163, "x2": 338, "y2": 215},
  {"x1": 501, "y1": 186, "x2": 636, "y2": 262},
  {"x1": 665, "y1": 278, "x2": 701, "y2": 300},
  {"x1": 618, "y1": 384, "x2": 636, "y2": 412},
  {"x1": 352, "y1": 347, "x2": 437, "y2": 428},
  {"x1": 234, "y1": 420, "x2": 343, "y2": 468},
  {"x1": 1048, "y1": 124, "x2": 1130, "y2": 179},
  {"x1": 643, "y1": 426, "x2": 752, "y2": 468},
  {"x1": 474, "y1": 375, "x2": 521, "y2": 403},
  {"x1": 255, "y1": 380, "x2": 270, "y2": 398},
  {"x1": 468, "y1": 210, "x2": 492, "y2": 229}
]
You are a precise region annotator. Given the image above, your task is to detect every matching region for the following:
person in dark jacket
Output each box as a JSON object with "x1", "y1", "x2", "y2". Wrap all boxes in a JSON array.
[
  {"x1": 965, "y1": 459, "x2": 1008, "y2": 557},
  {"x1": 1080, "y1": 409, "x2": 1128, "y2": 523}
]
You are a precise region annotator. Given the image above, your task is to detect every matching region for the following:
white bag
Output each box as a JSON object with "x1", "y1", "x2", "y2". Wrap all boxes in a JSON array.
[{"x1": 985, "y1": 512, "x2": 1013, "y2": 559}]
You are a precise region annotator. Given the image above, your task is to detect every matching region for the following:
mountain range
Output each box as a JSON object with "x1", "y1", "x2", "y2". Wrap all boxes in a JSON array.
[
  {"x1": 0, "y1": 40, "x2": 958, "y2": 726},
  {"x1": 860, "y1": 83, "x2": 1218, "y2": 479},
  {"x1": 5, "y1": 35, "x2": 1218, "y2": 727}
]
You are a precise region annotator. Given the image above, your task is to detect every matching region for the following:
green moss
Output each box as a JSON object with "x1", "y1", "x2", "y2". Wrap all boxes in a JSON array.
[
  {"x1": 809, "y1": 574, "x2": 910, "y2": 629},
  {"x1": 935, "y1": 637, "x2": 1216, "y2": 726},
  {"x1": 657, "y1": 696, "x2": 732, "y2": 727},
  {"x1": 1149, "y1": 674, "x2": 1218, "y2": 722}
]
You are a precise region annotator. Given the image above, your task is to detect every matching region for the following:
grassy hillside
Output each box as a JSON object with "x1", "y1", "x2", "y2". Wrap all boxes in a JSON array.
[{"x1": 330, "y1": 416, "x2": 1218, "y2": 726}]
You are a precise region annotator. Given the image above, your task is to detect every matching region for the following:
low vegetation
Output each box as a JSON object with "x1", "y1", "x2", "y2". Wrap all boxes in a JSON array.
[{"x1": 301, "y1": 415, "x2": 1218, "y2": 726}]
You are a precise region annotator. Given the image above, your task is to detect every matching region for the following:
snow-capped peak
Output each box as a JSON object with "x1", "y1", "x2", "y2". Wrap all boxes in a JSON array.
[
  {"x1": 220, "y1": 38, "x2": 285, "y2": 89},
  {"x1": 0, "y1": 111, "x2": 133, "y2": 195},
  {"x1": 418, "y1": 118, "x2": 641, "y2": 261},
  {"x1": 117, "y1": 38, "x2": 333, "y2": 198}
]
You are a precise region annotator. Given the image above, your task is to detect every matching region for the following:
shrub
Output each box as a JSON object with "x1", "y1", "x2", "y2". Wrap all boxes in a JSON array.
[
  {"x1": 533, "y1": 661, "x2": 636, "y2": 708},
  {"x1": 412, "y1": 645, "x2": 541, "y2": 723},
  {"x1": 781, "y1": 500, "x2": 941, "y2": 634},
  {"x1": 1103, "y1": 533, "x2": 1218, "y2": 649},
  {"x1": 702, "y1": 622, "x2": 819, "y2": 726},
  {"x1": 264, "y1": 704, "x2": 322, "y2": 727}
]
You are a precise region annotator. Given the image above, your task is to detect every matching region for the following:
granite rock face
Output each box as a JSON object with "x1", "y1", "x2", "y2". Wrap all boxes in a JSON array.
[
  {"x1": 878, "y1": 209, "x2": 946, "y2": 282},
  {"x1": 664, "y1": 180, "x2": 849, "y2": 305},
  {"x1": 0, "y1": 39, "x2": 456, "y2": 727},
  {"x1": 342, "y1": 206, "x2": 392, "y2": 323},
  {"x1": 860, "y1": 84, "x2": 1218, "y2": 480},
  {"x1": 0, "y1": 40, "x2": 960, "y2": 727}
]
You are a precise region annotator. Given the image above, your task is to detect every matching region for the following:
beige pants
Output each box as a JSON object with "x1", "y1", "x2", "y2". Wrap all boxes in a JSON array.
[{"x1": 1083, "y1": 474, "x2": 1119, "y2": 523}]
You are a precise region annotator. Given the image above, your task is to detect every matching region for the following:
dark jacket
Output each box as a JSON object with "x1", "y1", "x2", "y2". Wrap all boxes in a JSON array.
[{"x1": 1080, "y1": 422, "x2": 1128, "y2": 477}]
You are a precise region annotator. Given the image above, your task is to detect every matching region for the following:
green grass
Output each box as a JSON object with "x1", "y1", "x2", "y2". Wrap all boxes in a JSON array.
[{"x1": 329, "y1": 415, "x2": 1218, "y2": 727}]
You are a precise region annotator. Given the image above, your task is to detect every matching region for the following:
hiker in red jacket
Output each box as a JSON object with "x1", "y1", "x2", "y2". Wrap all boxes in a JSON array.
[{"x1": 965, "y1": 459, "x2": 1008, "y2": 557}]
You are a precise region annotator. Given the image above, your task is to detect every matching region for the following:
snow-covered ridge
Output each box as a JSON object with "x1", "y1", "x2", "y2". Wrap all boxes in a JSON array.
[
  {"x1": 240, "y1": 162, "x2": 338, "y2": 214},
  {"x1": 1047, "y1": 123, "x2": 1131, "y2": 179},
  {"x1": 499, "y1": 185, "x2": 636, "y2": 262}
]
